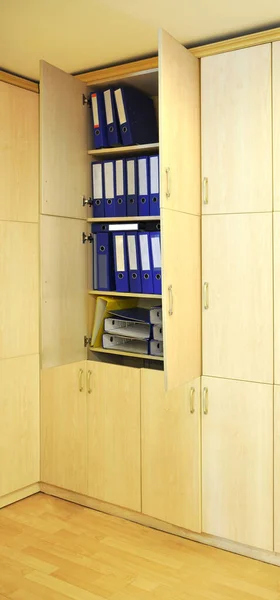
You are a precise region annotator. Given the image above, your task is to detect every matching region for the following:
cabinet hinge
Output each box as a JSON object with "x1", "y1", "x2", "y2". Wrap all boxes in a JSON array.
[
  {"x1": 83, "y1": 94, "x2": 91, "y2": 106},
  {"x1": 84, "y1": 335, "x2": 92, "y2": 347},
  {"x1": 83, "y1": 195, "x2": 93, "y2": 207},
  {"x1": 82, "y1": 232, "x2": 93, "y2": 244}
]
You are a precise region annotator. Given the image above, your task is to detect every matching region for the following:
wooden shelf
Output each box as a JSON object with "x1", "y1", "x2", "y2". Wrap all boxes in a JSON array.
[
  {"x1": 90, "y1": 347, "x2": 163, "y2": 361},
  {"x1": 88, "y1": 143, "x2": 159, "y2": 158},
  {"x1": 88, "y1": 290, "x2": 162, "y2": 299},
  {"x1": 88, "y1": 216, "x2": 160, "y2": 223}
]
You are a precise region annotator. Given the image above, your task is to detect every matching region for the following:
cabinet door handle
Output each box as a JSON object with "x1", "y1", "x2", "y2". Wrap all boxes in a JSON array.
[
  {"x1": 168, "y1": 284, "x2": 173, "y2": 315},
  {"x1": 203, "y1": 177, "x2": 208, "y2": 205},
  {"x1": 190, "y1": 387, "x2": 195, "y2": 414},
  {"x1": 87, "y1": 369, "x2": 92, "y2": 394},
  {"x1": 203, "y1": 387, "x2": 209, "y2": 415},
  {"x1": 165, "y1": 167, "x2": 171, "y2": 198},
  {"x1": 78, "y1": 368, "x2": 84, "y2": 392},
  {"x1": 203, "y1": 282, "x2": 209, "y2": 310}
]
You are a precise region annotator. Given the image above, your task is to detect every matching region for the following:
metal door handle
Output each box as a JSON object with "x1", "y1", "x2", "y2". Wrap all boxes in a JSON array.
[
  {"x1": 203, "y1": 177, "x2": 208, "y2": 205},
  {"x1": 87, "y1": 369, "x2": 92, "y2": 394},
  {"x1": 190, "y1": 387, "x2": 195, "y2": 414},
  {"x1": 203, "y1": 387, "x2": 209, "y2": 415},
  {"x1": 78, "y1": 369, "x2": 84, "y2": 392},
  {"x1": 203, "y1": 282, "x2": 209, "y2": 310},
  {"x1": 168, "y1": 284, "x2": 173, "y2": 315},
  {"x1": 165, "y1": 167, "x2": 171, "y2": 198}
]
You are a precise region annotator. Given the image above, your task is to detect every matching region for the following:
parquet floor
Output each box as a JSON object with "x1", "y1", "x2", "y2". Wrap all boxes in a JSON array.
[{"x1": 0, "y1": 493, "x2": 279, "y2": 599}]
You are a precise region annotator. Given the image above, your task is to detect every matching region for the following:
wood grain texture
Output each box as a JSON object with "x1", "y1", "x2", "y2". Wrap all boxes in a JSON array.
[
  {"x1": 273, "y1": 213, "x2": 280, "y2": 384},
  {"x1": 0, "y1": 493, "x2": 280, "y2": 599},
  {"x1": 161, "y1": 209, "x2": 201, "y2": 390},
  {"x1": 0, "y1": 82, "x2": 39, "y2": 222},
  {"x1": 40, "y1": 215, "x2": 87, "y2": 368},
  {"x1": 202, "y1": 376, "x2": 273, "y2": 551},
  {"x1": 159, "y1": 30, "x2": 200, "y2": 215},
  {"x1": 40, "y1": 362, "x2": 87, "y2": 494},
  {"x1": 0, "y1": 70, "x2": 39, "y2": 93},
  {"x1": 0, "y1": 355, "x2": 39, "y2": 497},
  {"x1": 202, "y1": 213, "x2": 273, "y2": 383},
  {"x1": 273, "y1": 42, "x2": 280, "y2": 211},
  {"x1": 40, "y1": 61, "x2": 91, "y2": 219},
  {"x1": 141, "y1": 370, "x2": 201, "y2": 532},
  {"x1": 88, "y1": 361, "x2": 141, "y2": 511},
  {"x1": 76, "y1": 57, "x2": 158, "y2": 85},
  {"x1": 0, "y1": 221, "x2": 39, "y2": 359},
  {"x1": 201, "y1": 44, "x2": 272, "y2": 214},
  {"x1": 274, "y1": 385, "x2": 280, "y2": 552}
]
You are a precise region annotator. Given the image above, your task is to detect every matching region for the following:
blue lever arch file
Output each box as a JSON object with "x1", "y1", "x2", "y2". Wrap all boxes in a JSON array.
[
  {"x1": 137, "y1": 156, "x2": 150, "y2": 216},
  {"x1": 112, "y1": 232, "x2": 129, "y2": 292},
  {"x1": 103, "y1": 160, "x2": 116, "y2": 218},
  {"x1": 139, "y1": 232, "x2": 153, "y2": 294},
  {"x1": 149, "y1": 155, "x2": 160, "y2": 216},
  {"x1": 103, "y1": 89, "x2": 121, "y2": 147},
  {"x1": 126, "y1": 158, "x2": 138, "y2": 216},
  {"x1": 127, "y1": 232, "x2": 142, "y2": 293},
  {"x1": 96, "y1": 232, "x2": 114, "y2": 291},
  {"x1": 114, "y1": 86, "x2": 158, "y2": 146},
  {"x1": 92, "y1": 162, "x2": 105, "y2": 218},
  {"x1": 150, "y1": 231, "x2": 162, "y2": 294},
  {"x1": 91, "y1": 92, "x2": 108, "y2": 149},
  {"x1": 115, "y1": 159, "x2": 127, "y2": 217}
]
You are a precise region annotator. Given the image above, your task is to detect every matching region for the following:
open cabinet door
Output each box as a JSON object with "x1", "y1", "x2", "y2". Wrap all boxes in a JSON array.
[
  {"x1": 159, "y1": 30, "x2": 201, "y2": 390},
  {"x1": 40, "y1": 61, "x2": 91, "y2": 219},
  {"x1": 40, "y1": 61, "x2": 89, "y2": 368}
]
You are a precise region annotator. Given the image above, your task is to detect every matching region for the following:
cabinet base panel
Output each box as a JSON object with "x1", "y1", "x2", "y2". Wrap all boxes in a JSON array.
[
  {"x1": 40, "y1": 483, "x2": 280, "y2": 567},
  {"x1": 0, "y1": 483, "x2": 40, "y2": 509}
]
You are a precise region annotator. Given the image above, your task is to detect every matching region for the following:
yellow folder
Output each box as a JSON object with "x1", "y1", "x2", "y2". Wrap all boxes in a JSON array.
[{"x1": 91, "y1": 296, "x2": 137, "y2": 349}]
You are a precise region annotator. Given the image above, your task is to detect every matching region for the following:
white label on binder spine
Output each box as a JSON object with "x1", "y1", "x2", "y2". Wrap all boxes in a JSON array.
[
  {"x1": 92, "y1": 163, "x2": 102, "y2": 198},
  {"x1": 91, "y1": 94, "x2": 99, "y2": 127},
  {"x1": 116, "y1": 160, "x2": 124, "y2": 195},
  {"x1": 150, "y1": 156, "x2": 159, "y2": 193},
  {"x1": 140, "y1": 234, "x2": 150, "y2": 270},
  {"x1": 115, "y1": 235, "x2": 125, "y2": 271},
  {"x1": 127, "y1": 160, "x2": 135, "y2": 194},
  {"x1": 138, "y1": 159, "x2": 148, "y2": 194},
  {"x1": 151, "y1": 236, "x2": 161, "y2": 268},
  {"x1": 104, "y1": 162, "x2": 114, "y2": 198},
  {"x1": 114, "y1": 89, "x2": 126, "y2": 125},
  {"x1": 104, "y1": 90, "x2": 113, "y2": 124},
  {"x1": 127, "y1": 235, "x2": 137, "y2": 270}
]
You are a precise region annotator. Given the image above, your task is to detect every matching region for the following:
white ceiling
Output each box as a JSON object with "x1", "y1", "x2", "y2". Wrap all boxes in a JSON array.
[{"x1": 0, "y1": 0, "x2": 280, "y2": 81}]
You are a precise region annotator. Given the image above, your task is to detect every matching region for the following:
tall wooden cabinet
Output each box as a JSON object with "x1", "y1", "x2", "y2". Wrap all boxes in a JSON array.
[{"x1": 0, "y1": 82, "x2": 40, "y2": 501}]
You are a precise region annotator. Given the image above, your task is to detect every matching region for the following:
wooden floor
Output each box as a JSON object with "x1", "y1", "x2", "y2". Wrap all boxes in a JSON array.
[{"x1": 0, "y1": 494, "x2": 279, "y2": 600}]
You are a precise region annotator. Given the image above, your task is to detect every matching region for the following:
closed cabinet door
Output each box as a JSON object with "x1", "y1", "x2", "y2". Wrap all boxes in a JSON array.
[
  {"x1": 202, "y1": 376, "x2": 273, "y2": 551},
  {"x1": 202, "y1": 213, "x2": 273, "y2": 384},
  {"x1": 273, "y1": 42, "x2": 280, "y2": 211},
  {"x1": 40, "y1": 215, "x2": 88, "y2": 369},
  {"x1": 159, "y1": 29, "x2": 200, "y2": 215},
  {"x1": 40, "y1": 61, "x2": 91, "y2": 219},
  {"x1": 0, "y1": 355, "x2": 39, "y2": 497},
  {"x1": 274, "y1": 385, "x2": 280, "y2": 552},
  {"x1": 141, "y1": 369, "x2": 201, "y2": 532},
  {"x1": 41, "y1": 361, "x2": 87, "y2": 493},
  {"x1": 0, "y1": 221, "x2": 39, "y2": 359},
  {"x1": 201, "y1": 44, "x2": 272, "y2": 214},
  {"x1": 87, "y1": 362, "x2": 141, "y2": 511},
  {"x1": 274, "y1": 213, "x2": 280, "y2": 383},
  {"x1": 0, "y1": 81, "x2": 38, "y2": 223}
]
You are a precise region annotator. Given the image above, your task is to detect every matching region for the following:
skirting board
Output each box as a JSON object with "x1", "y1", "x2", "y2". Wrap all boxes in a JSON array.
[
  {"x1": 0, "y1": 483, "x2": 40, "y2": 509},
  {"x1": 40, "y1": 483, "x2": 280, "y2": 567}
]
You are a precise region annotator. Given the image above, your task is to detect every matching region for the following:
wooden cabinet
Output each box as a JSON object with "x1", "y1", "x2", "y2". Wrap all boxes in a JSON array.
[
  {"x1": 202, "y1": 376, "x2": 273, "y2": 550},
  {"x1": 40, "y1": 61, "x2": 91, "y2": 219},
  {"x1": 273, "y1": 42, "x2": 280, "y2": 211},
  {"x1": 141, "y1": 370, "x2": 200, "y2": 532},
  {"x1": 88, "y1": 361, "x2": 141, "y2": 511},
  {"x1": 159, "y1": 29, "x2": 200, "y2": 216},
  {"x1": 201, "y1": 44, "x2": 272, "y2": 214},
  {"x1": 274, "y1": 213, "x2": 280, "y2": 384},
  {"x1": 202, "y1": 213, "x2": 273, "y2": 384},
  {"x1": 274, "y1": 385, "x2": 280, "y2": 552},
  {"x1": 41, "y1": 361, "x2": 87, "y2": 493},
  {"x1": 0, "y1": 221, "x2": 39, "y2": 359},
  {"x1": 0, "y1": 355, "x2": 39, "y2": 497},
  {"x1": 0, "y1": 82, "x2": 38, "y2": 223},
  {"x1": 40, "y1": 215, "x2": 88, "y2": 369}
]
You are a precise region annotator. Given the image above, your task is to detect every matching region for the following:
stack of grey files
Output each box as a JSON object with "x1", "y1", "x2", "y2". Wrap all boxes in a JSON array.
[{"x1": 102, "y1": 306, "x2": 163, "y2": 356}]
